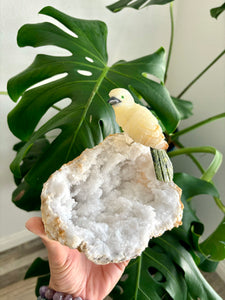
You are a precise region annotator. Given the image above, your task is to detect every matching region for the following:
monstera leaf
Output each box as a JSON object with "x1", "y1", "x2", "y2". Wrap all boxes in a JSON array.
[
  {"x1": 173, "y1": 173, "x2": 225, "y2": 263},
  {"x1": 7, "y1": 6, "x2": 179, "y2": 211},
  {"x1": 171, "y1": 97, "x2": 193, "y2": 120},
  {"x1": 24, "y1": 257, "x2": 50, "y2": 279},
  {"x1": 107, "y1": 0, "x2": 173, "y2": 12},
  {"x1": 110, "y1": 234, "x2": 222, "y2": 300},
  {"x1": 210, "y1": 3, "x2": 225, "y2": 19},
  {"x1": 13, "y1": 137, "x2": 50, "y2": 186},
  {"x1": 200, "y1": 216, "x2": 225, "y2": 261},
  {"x1": 24, "y1": 257, "x2": 50, "y2": 297}
]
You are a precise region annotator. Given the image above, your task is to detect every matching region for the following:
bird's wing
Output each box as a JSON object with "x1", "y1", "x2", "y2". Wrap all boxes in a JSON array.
[{"x1": 132, "y1": 104, "x2": 159, "y2": 129}]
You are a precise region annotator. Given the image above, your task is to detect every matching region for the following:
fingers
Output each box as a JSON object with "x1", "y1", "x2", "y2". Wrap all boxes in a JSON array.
[{"x1": 115, "y1": 260, "x2": 130, "y2": 271}]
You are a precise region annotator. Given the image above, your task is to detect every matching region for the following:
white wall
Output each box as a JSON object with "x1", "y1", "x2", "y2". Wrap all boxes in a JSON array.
[
  {"x1": 0, "y1": 0, "x2": 224, "y2": 250},
  {"x1": 167, "y1": 1, "x2": 225, "y2": 239}
]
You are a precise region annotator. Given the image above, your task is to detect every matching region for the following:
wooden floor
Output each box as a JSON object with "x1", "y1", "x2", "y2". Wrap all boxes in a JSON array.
[
  {"x1": 0, "y1": 238, "x2": 225, "y2": 300},
  {"x1": 1, "y1": 277, "x2": 37, "y2": 300},
  {"x1": 0, "y1": 238, "x2": 47, "y2": 300},
  {"x1": 202, "y1": 271, "x2": 225, "y2": 299}
]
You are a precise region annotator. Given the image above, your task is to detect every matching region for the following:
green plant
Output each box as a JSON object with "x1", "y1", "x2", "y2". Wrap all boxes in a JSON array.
[{"x1": 6, "y1": 1, "x2": 225, "y2": 299}]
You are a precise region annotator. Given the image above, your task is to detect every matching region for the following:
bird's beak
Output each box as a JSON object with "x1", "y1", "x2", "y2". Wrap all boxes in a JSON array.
[{"x1": 108, "y1": 97, "x2": 121, "y2": 106}]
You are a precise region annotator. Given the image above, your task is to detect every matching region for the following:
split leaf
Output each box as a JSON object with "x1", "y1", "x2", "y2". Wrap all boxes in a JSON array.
[
  {"x1": 107, "y1": 0, "x2": 173, "y2": 13},
  {"x1": 210, "y1": 3, "x2": 225, "y2": 19},
  {"x1": 7, "y1": 6, "x2": 179, "y2": 211}
]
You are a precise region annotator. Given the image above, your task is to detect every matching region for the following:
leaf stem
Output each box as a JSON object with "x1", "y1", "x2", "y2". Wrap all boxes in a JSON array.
[
  {"x1": 171, "y1": 112, "x2": 225, "y2": 139},
  {"x1": 172, "y1": 140, "x2": 205, "y2": 174},
  {"x1": 169, "y1": 146, "x2": 222, "y2": 182},
  {"x1": 177, "y1": 49, "x2": 225, "y2": 98},
  {"x1": 0, "y1": 91, "x2": 8, "y2": 95},
  {"x1": 169, "y1": 146, "x2": 225, "y2": 212},
  {"x1": 214, "y1": 197, "x2": 225, "y2": 213},
  {"x1": 164, "y1": 2, "x2": 174, "y2": 83}
]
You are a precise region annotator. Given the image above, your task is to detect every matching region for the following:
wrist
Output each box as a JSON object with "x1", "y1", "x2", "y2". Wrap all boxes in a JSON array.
[{"x1": 38, "y1": 286, "x2": 84, "y2": 300}]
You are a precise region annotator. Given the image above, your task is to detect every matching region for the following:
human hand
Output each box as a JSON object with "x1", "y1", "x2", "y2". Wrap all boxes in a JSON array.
[{"x1": 26, "y1": 217, "x2": 129, "y2": 300}]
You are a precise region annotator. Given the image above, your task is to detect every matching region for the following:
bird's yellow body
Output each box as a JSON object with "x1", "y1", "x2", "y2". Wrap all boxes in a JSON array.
[{"x1": 108, "y1": 88, "x2": 168, "y2": 150}]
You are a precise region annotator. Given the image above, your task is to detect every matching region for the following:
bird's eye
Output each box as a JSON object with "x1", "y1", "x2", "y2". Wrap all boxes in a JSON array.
[{"x1": 121, "y1": 95, "x2": 124, "y2": 99}]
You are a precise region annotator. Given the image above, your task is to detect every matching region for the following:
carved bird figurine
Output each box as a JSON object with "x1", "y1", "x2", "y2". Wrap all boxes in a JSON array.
[{"x1": 108, "y1": 88, "x2": 168, "y2": 150}]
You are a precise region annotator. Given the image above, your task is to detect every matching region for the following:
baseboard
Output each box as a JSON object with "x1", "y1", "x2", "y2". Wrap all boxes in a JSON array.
[
  {"x1": 216, "y1": 260, "x2": 225, "y2": 282},
  {"x1": 0, "y1": 229, "x2": 37, "y2": 252}
]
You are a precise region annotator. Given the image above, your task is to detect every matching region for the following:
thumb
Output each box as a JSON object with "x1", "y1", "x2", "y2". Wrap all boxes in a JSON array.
[
  {"x1": 25, "y1": 217, "x2": 47, "y2": 239},
  {"x1": 26, "y1": 217, "x2": 60, "y2": 250},
  {"x1": 26, "y1": 217, "x2": 69, "y2": 264}
]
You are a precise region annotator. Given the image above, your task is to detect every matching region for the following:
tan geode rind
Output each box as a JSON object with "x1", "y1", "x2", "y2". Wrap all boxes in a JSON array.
[{"x1": 41, "y1": 133, "x2": 183, "y2": 264}]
